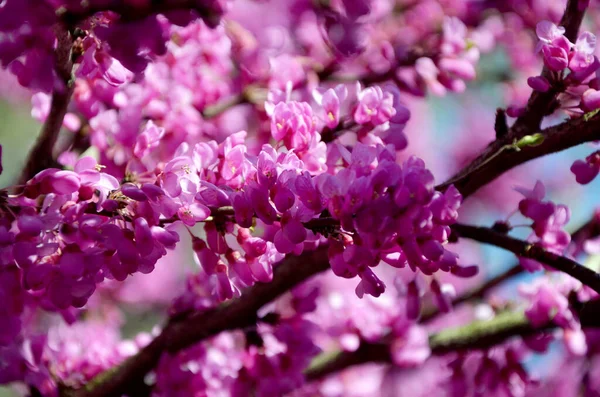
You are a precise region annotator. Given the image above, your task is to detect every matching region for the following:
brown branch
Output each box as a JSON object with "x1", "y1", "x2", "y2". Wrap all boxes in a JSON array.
[
  {"x1": 436, "y1": 111, "x2": 600, "y2": 198},
  {"x1": 422, "y1": 214, "x2": 600, "y2": 322},
  {"x1": 304, "y1": 264, "x2": 526, "y2": 382},
  {"x1": 73, "y1": 246, "x2": 330, "y2": 397},
  {"x1": 304, "y1": 312, "x2": 539, "y2": 381},
  {"x1": 510, "y1": 0, "x2": 587, "y2": 135},
  {"x1": 19, "y1": 26, "x2": 74, "y2": 184},
  {"x1": 305, "y1": 341, "x2": 391, "y2": 381},
  {"x1": 58, "y1": 0, "x2": 222, "y2": 28},
  {"x1": 305, "y1": 299, "x2": 600, "y2": 382},
  {"x1": 305, "y1": 254, "x2": 527, "y2": 381},
  {"x1": 451, "y1": 223, "x2": 600, "y2": 294}
]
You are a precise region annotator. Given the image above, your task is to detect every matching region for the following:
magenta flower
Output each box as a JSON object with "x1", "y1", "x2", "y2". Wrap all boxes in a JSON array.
[
  {"x1": 527, "y1": 75, "x2": 551, "y2": 92},
  {"x1": 354, "y1": 85, "x2": 396, "y2": 125},
  {"x1": 134, "y1": 121, "x2": 165, "y2": 159},
  {"x1": 542, "y1": 40, "x2": 570, "y2": 71},
  {"x1": 535, "y1": 21, "x2": 566, "y2": 51},
  {"x1": 270, "y1": 101, "x2": 316, "y2": 153},
  {"x1": 569, "y1": 31, "x2": 596, "y2": 72},
  {"x1": 571, "y1": 152, "x2": 600, "y2": 184},
  {"x1": 415, "y1": 57, "x2": 447, "y2": 96},
  {"x1": 177, "y1": 202, "x2": 210, "y2": 226},
  {"x1": 441, "y1": 17, "x2": 468, "y2": 56},
  {"x1": 313, "y1": 84, "x2": 348, "y2": 129},
  {"x1": 77, "y1": 38, "x2": 133, "y2": 86}
]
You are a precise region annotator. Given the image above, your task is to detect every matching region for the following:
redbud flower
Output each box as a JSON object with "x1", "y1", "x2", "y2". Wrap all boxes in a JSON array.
[
  {"x1": 571, "y1": 153, "x2": 600, "y2": 184},
  {"x1": 569, "y1": 31, "x2": 596, "y2": 72},
  {"x1": 313, "y1": 84, "x2": 347, "y2": 129},
  {"x1": 527, "y1": 76, "x2": 551, "y2": 92},
  {"x1": 535, "y1": 21, "x2": 566, "y2": 51},
  {"x1": 354, "y1": 85, "x2": 396, "y2": 125}
]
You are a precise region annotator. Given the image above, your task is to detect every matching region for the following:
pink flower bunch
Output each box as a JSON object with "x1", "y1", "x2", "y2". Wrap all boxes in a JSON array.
[
  {"x1": 528, "y1": 21, "x2": 600, "y2": 113},
  {"x1": 321, "y1": 144, "x2": 475, "y2": 311},
  {"x1": 409, "y1": 17, "x2": 480, "y2": 96},
  {"x1": 0, "y1": 156, "x2": 181, "y2": 343},
  {"x1": 0, "y1": 0, "x2": 226, "y2": 92},
  {"x1": 514, "y1": 181, "x2": 571, "y2": 272},
  {"x1": 6, "y1": 0, "x2": 600, "y2": 395},
  {"x1": 535, "y1": 21, "x2": 596, "y2": 75},
  {"x1": 520, "y1": 275, "x2": 587, "y2": 356}
]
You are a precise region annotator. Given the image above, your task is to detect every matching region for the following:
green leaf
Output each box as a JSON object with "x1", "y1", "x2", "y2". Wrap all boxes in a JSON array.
[{"x1": 514, "y1": 133, "x2": 545, "y2": 149}]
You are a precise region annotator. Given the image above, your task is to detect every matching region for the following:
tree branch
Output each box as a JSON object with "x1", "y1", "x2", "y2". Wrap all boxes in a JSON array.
[
  {"x1": 73, "y1": 246, "x2": 330, "y2": 397},
  {"x1": 569, "y1": 210, "x2": 600, "y2": 256},
  {"x1": 304, "y1": 311, "x2": 535, "y2": 381},
  {"x1": 422, "y1": 215, "x2": 600, "y2": 322},
  {"x1": 436, "y1": 111, "x2": 600, "y2": 198},
  {"x1": 305, "y1": 299, "x2": 600, "y2": 382},
  {"x1": 451, "y1": 223, "x2": 600, "y2": 294},
  {"x1": 19, "y1": 26, "x2": 74, "y2": 184},
  {"x1": 304, "y1": 341, "x2": 391, "y2": 381},
  {"x1": 58, "y1": 0, "x2": 222, "y2": 28},
  {"x1": 302, "y1": 266, "x2": 528, "y2": 382}
]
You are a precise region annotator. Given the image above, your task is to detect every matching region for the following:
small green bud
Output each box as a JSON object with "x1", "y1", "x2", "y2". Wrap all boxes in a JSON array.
[{"x1": 515, "y1": 133, "x2": 545, "y2": 149}]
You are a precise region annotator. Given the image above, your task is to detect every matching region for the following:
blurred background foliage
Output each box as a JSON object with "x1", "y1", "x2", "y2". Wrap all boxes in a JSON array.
[{"x1": 0, "y1": 101, "x2": 38, "y2": 188}]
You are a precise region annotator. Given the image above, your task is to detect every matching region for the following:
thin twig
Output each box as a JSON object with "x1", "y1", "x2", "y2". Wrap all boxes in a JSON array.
[
  {"x1": 304, "y1": 298, "x2": 600, "y2": 381},
  {"x1": 19, "y1": 26, "x2": 74, "y2": 184},
  {"x1": 436, "y1": 111, "x2": 600, "y2": 198},
  {"x1": 451, "y1": 223, "x2": 600, "y2": 295},
  {"x1": 58, "y1": 0, "x2": 222, "y2": 28}
]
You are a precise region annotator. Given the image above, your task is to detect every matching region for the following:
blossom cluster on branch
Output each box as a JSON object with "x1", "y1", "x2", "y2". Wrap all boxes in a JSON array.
[{"x1": 3, "y1": 0, "x2": 600, "y2": 396}]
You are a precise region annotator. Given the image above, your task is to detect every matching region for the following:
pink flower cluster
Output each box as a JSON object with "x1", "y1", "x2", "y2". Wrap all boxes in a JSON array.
[
  {"x1": 0, "y1": 0, "x2": 227, "y2": 92},
  {"x1": 323, "y1": 145, "x2": 473, "y2": 307},
  {"x1": 527, "y1": 21, "x2": 599, "y2": 112},
  {"x1": 0, "y1": 156, "x2": 180, "y2": 344},
  {"x1": 520, "y1": 275, "x2": 587, "y2": 356},
  {"x1": 514, "y1": 181, "x2": 571, "y2": 272}
]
